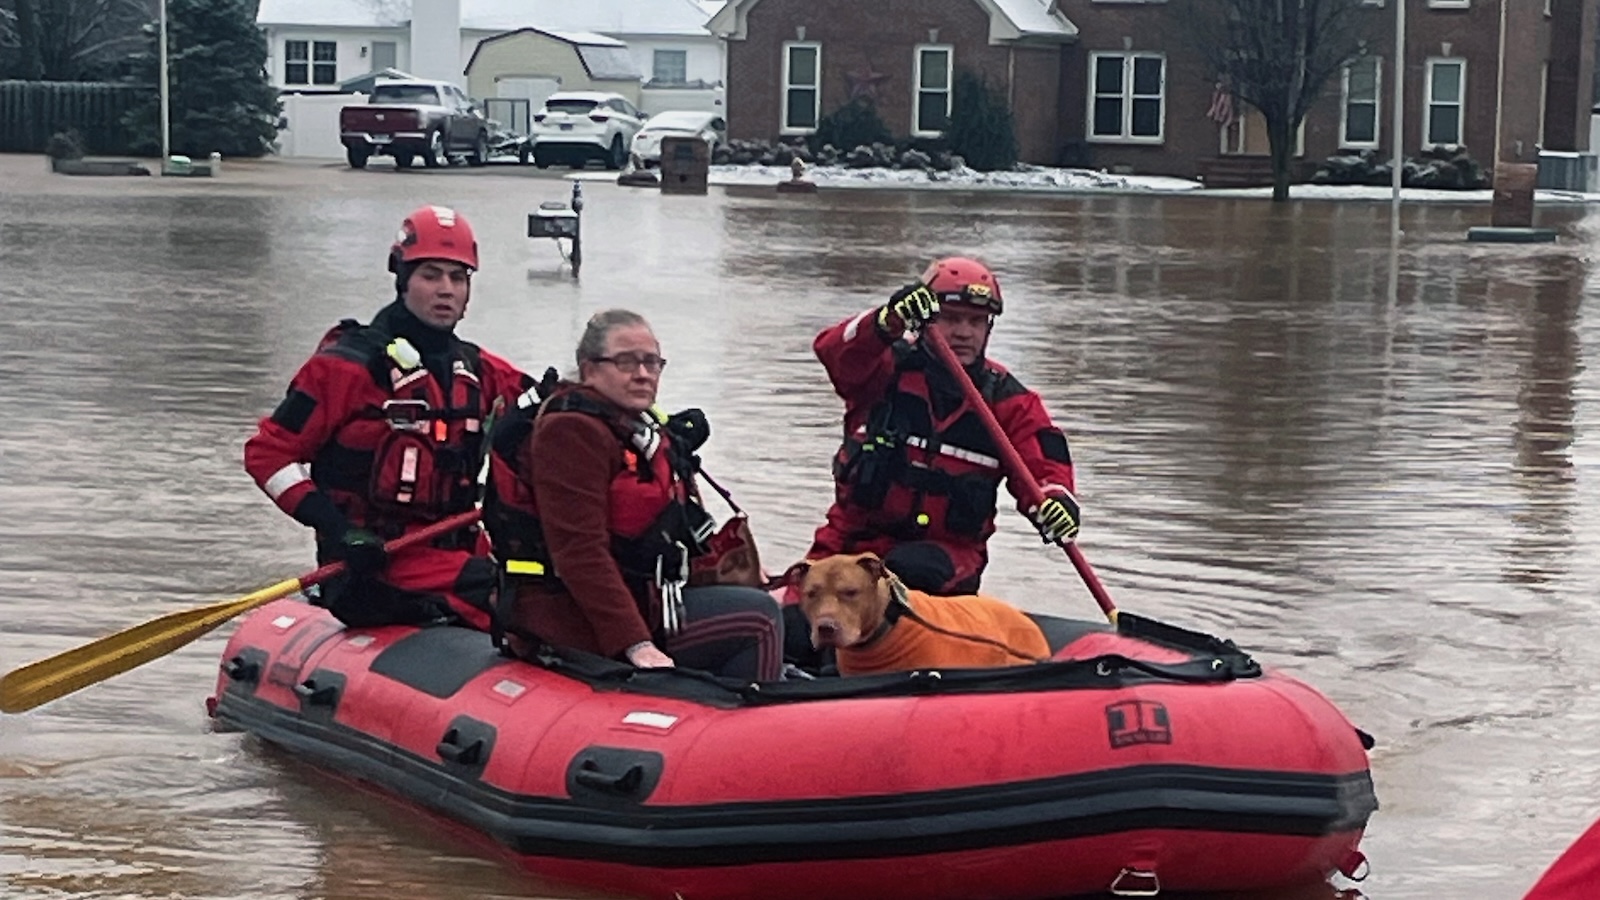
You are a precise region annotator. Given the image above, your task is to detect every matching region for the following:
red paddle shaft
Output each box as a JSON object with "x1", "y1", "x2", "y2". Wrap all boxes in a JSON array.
[{"x1": 919, "y1": 327, "x2": 1118, "y2": 622}]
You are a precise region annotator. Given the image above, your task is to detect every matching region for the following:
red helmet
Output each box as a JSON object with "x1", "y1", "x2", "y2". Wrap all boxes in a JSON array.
[
  {"x1": 388, "y1": 205, "x2": 478, "y2": 274},
  {"x1": 920, "y1": 256, "x2": 1002, "y2": 315}
]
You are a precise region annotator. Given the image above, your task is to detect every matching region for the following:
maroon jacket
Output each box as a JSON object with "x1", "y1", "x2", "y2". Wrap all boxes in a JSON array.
[{"x1": 503, "y1": 385, "x2": 686, "y2": 659}]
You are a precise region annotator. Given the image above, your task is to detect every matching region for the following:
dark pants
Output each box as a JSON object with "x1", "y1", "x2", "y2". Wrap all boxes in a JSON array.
[
  {"x1": 316, "y1": 551, "x2": 498, "y2": 631},
  {"x1": 879, "y1": 541, "x2": 981, "y2": 595},
  {"x1": 663, "y1": 585, "x2": 784, "y2": 682}
]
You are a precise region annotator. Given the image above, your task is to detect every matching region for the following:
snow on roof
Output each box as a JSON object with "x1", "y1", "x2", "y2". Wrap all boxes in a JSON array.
[
  {"x1": 541, "y1": 30, "x2": 626, "y2": 47},
  {"x1": 258, "y1": 0, "x2": 407, "y2": 27},
  {"x1": 990, "y1": 0, "x2": 1076, "y2": 39},
  {"x1": 707, "y1": 0, "x2": 1074, "y2": 41},
  {"x1": 260, "y1": 0, "x2": 717, "y2": 36},
  {"x1": 576, "y1": 45, "x2": 643, "y2": 80}
]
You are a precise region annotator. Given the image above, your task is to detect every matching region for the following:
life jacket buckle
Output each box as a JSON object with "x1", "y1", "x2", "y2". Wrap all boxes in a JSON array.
[
  {"x1": 381, "y1": 398, "x2": 433, "y2": 433},
  {"x1": 656, "y1": 543, "x2": 689, "y2": 637}
]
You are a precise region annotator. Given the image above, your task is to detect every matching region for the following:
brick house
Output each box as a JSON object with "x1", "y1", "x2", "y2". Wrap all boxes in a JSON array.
[
  {"x1": 710, "y1": 0, "x2": 1599, "y2": 181},
  {"x1": 707, "y1": 0, "x2": 1078, "y2": 164}
]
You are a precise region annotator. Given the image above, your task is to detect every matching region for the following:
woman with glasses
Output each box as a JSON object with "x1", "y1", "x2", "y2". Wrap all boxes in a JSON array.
[{"x1": 485, "y1": 309, "x2": 784, "y2": 681}]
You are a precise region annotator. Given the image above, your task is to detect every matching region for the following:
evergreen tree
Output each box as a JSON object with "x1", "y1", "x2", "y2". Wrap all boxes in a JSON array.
[
  {"x1": 944, "y1": 70, "x2": 1017, "y2": 172},
  {"x1": 122, "y1": 0, "x2": 281, "y2": 157}
]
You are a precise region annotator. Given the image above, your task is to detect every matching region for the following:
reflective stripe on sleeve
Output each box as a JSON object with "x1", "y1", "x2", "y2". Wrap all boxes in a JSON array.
[
  {"x1": 263, "y1": 462, "x2": 312, "y2": 500},
  {"x1": 841, "y1": 309, "x2": 875, "y2": 342}
]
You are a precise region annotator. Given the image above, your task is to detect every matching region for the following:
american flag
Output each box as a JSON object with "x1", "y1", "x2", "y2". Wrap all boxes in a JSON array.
[{"x1": 1206, "y1": 80, "x2": 1237, "y2": 126}]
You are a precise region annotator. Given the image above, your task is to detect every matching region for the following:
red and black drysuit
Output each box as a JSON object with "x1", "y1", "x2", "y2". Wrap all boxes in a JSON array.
[
  {"x1": 483, "y1": 384, "x2": 782, "y2": 681},
  {"x1": 244, "y1": 301, "x2": 531, "y2": 630},
  {"x1": 808, "y1": 308, "x2": 1076, "y2": 595}
]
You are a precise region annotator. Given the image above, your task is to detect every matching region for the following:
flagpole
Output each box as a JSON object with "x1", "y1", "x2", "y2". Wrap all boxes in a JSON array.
[
  {"x1": 1492, "y1": 0, "x2": 1508, "y2": 164},
  {"x1": 1389, "y1": 0, "x2": 1405, "y2": 227},
  {"x1": 159, "y1": 0, "x2": 170, "y2": 165}
]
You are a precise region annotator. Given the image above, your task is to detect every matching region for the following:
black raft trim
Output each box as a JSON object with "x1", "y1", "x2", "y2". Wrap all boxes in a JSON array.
[
  {"x1": 369, "y1": 626, "x2": 512, "y2": 699},
  {"x1": 214, "y1": 687, "x2": 1379, "y2": 869},
  {"x1": 519, "y1": 622, "x2": 1261, "y2": 709}
]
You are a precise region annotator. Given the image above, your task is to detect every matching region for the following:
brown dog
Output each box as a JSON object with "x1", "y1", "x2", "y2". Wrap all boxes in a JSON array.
[{"x1": 790, "y1": 553, "x2": 1052, "y2": 676}]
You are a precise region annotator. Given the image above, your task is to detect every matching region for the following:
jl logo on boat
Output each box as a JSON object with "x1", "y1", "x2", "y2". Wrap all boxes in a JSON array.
[{"x1": 1105, "y1": 700, "x2": 1172, "y2": 748}]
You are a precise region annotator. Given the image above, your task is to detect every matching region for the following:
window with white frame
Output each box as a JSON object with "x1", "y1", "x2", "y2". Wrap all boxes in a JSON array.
[
  {"x1": 1424, "y1": 58, "x2": 1465, "y2": 147},
  {"x1": 1340, "y1": 56, "x2": 1380, "y2": 148},
  {"x1": 285, "y1": 40, "x2": 309, "y2": 84},
  {"x1": 914, "y1": 45, "x2": 952, "y2": 135},
  {"x1": 312, "y1": 41, "x2": 337, "y2": 85},
  {"x1": 782, "y1": 42, "x2": 820, "y2": 133},
  {"x1": 653, "y1": 49, "x2": 688, "y2": 85},
  {"x1": 1088, "y1": 52, "x2": 1165, "y2": 142}
]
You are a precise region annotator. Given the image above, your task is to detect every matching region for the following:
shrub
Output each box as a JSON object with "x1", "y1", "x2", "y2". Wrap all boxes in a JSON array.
[
  {"x1": 944, "y1": 69, "x2": 1017, "y2": 172},
  {"x1": 809, "y1": 97, "x2": 892, "y2": 156},
  {"x1": 45, "y1": 130, "x2": 86, "y2": 160},
  {"x1": 1311, "y1": 147, "x2": 1490, "y2": 190}
]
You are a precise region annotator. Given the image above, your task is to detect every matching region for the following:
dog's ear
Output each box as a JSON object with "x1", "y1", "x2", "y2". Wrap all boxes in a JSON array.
[
  {"x1": 782, "y1": 559, "x2": 813, "y2": 588},
  {"x1": 854, "y1": 553, "x2": 886, "y2": 582}
]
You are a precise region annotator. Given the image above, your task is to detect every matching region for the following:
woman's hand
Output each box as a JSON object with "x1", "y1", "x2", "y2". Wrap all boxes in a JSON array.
[{"x1": 625, "y1": 640, "x2": 676, "y2": 669}]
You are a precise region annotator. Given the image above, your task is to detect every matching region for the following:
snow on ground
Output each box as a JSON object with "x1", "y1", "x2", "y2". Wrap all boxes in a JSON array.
[
  {"x1": 706, "y1": 163, "x2": 1204, "y2": 194},
  {"x1": 1201, "y1": 183, "x2": 1600, "y2": 205},
  {"x1": 567, "y1": 162, "x2": 1600, "y2": 204}
]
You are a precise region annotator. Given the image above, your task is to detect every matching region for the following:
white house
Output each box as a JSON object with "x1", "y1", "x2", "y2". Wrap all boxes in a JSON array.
[{"x1": 257, "y1": 0, "x2": 726, "y2": 98}]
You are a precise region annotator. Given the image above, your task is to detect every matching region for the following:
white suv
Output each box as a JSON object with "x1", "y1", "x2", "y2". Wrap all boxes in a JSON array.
[{"x1": 528, "y1": 92, "x2": 646, "y2": 170}]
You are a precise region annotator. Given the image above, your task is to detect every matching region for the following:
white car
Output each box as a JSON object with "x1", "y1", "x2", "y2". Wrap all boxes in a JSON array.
[
  {"x1": 630, "y1": 111, "x2": 728, "y2": 167},
  {"x1": 528, "y1": 91, "x2": 646, "y2": 170}
]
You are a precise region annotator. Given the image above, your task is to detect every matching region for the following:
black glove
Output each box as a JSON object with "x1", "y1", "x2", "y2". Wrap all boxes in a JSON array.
[
  {"x1": 331, "y1": 528, "x2": 389, "y2": 579},
  {"x1": 1027, "y1": 488, "x2": 1081, "y2": 545},
  {"x1": 876, "y1": 282, "x2": 941, "y2": 336},
  {"x1": 664, "y1": 407, "x2": 710, "y2": 454}
]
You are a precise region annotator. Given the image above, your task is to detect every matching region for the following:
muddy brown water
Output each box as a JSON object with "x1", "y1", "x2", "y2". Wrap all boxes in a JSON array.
[{"x1": 1, "y1": 155, "x2": 1597, "y2": 899}]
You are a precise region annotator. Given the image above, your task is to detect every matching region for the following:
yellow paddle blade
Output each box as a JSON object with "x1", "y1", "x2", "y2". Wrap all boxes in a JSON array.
[{"x1": 0, "y1": 576, "x2": 304, "y2": 714}]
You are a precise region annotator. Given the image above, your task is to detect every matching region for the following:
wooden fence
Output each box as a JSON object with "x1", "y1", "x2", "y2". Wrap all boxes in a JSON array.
[{"x1": 0, "y1": 81, "x2": 151, "y2": 155}]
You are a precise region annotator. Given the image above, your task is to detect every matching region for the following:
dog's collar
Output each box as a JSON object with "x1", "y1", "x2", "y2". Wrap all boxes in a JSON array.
[{"x1": 850, "y1": 577, "x2": 912, "y2": 650}]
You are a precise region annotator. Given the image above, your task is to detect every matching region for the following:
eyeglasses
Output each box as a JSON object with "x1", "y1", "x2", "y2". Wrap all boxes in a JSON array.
[{"x1": 591, "y1": 352, "x2": 668, "y2": 374}]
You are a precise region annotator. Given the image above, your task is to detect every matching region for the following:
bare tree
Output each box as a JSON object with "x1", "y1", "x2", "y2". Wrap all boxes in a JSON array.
[
  {"x1": 1175, "y1": 0, "x2": 1377, "y2": 201},
  {"x1": 1, "y1": 0, "x2": 158, "y2": 80},
  {"x1": 358, "y1": 0, "x2": 409, "y2": 27}
]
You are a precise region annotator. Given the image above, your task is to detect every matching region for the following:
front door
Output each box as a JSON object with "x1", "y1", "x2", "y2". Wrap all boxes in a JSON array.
[{"x1": 1221, "y1": 108, "x2": 1305, "y2": 157}]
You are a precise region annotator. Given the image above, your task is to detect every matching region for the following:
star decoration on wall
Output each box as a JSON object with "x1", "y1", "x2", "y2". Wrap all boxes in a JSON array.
[{"x1": 846, "y1": 63, "x2": 891, "y2": 102}]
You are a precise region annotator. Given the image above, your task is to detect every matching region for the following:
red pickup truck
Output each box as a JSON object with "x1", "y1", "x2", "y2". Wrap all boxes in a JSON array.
[{"x1": 340, "y1": 79, "x2": 492, "y2": 169}]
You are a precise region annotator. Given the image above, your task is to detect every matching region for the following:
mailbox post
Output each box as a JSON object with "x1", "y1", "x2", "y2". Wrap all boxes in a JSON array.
[{"x1": 527, "y1": 181, "x2": 583, "y2": 277}]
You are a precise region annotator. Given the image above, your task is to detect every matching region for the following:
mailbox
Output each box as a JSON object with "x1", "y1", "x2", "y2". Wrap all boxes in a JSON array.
[
  {"x1": 528, "y1": 201, "x2": 579, "y2": 239},
  {"x1": 659, "y1": 136, "x2": 709, "y2": 195}
]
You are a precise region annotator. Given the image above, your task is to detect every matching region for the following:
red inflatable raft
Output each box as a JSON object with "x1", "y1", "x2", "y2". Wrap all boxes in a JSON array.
[{"x1": 208, "y1": 598, "x2": 1376, "y2": 900}]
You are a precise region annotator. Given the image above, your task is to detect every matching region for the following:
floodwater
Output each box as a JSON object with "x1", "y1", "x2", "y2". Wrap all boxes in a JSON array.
[{"x1": 1, "y1": 153, "x2": 1597, "y2": 900}]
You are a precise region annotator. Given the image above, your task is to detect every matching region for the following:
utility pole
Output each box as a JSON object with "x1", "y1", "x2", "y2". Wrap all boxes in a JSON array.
[
  {"x1": 1389, "y1": 0, "x2": 1406, "y2": 225},
  {"x1": 1492, "y1": 0, "x2": 1508, "y2": 163},
  {"x1": 159, "y1": 0, "x2": 171, "y2": 164}
]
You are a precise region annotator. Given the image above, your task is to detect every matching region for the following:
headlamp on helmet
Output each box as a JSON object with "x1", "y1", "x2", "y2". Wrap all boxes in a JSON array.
[{"x1": 920, "y1": 256, "x2": 1003, "y2": 315}]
